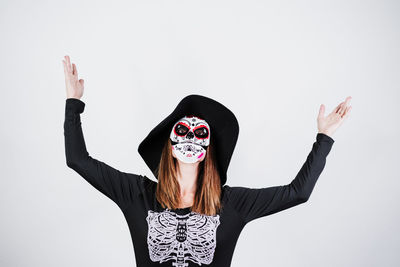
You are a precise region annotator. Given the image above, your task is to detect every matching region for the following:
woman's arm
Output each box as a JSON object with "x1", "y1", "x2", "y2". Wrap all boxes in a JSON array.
[
  {"x1": 226, "y1": 132, "x2": 335, "y2": 224},
  {"x1": 62, "y1": 55, "x2": 146, "y2": 211},
  {"x1": 64, "y1": 97, "x2": 144, "y2": 211}
]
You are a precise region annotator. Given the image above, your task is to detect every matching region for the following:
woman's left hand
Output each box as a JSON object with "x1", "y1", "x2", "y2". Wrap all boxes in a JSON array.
[{"x1": 317, "y1": 96, "x2": 352, "y2": 138}]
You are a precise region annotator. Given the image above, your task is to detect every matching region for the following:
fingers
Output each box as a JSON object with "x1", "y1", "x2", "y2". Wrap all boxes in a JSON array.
[
  {"x1": 334, "y1": 101, "x2": 343, "y2": 114},
  {"x1": 318, "y1": 104, "x2": 325, "y2": 119},
  {"x1": 335, "y1": 96, "x2": 352, "y2": 116},
  {"x1": 344, "y1": 96, "x2": 352, "y2": 105},
  {"x1": 343, "y1": 105, "x2": 352, "y2": 119},
  {"x1": 72, "y1": 63, "x2": 77, "y2": 76},
  {"x1": 338, "y1": 96, "x2": 352, "y2": 118},
  {"x1": 63, "y1": 55, "x2": 79, "y2": 79},
  {"x1": 64, "y1": 55, "x2": 71, "y2": 73},
  {"x1": 337, "y1": 103, "x2": 345, "y2": 115},
  {"x1": 62, "y1": 59, "x2": 68, "y2": 76}
]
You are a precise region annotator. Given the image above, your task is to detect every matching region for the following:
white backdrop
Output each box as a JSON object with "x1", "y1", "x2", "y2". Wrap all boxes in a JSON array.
[{"x1": 1, "y1": 0, "x2": 399, "y2": 266}]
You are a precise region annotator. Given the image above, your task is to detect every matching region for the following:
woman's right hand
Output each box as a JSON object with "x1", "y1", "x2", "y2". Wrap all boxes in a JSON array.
[{"x1": 63, "y1": 55, "x2": 84, "y2": 99}]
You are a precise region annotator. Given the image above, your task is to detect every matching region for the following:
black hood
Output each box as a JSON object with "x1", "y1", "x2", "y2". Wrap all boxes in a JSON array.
[{"x1": 138, "y1": 94, "x2": 239, "y2": 186}]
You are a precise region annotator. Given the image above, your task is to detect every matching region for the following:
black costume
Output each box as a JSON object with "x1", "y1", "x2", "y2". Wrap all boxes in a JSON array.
[{"x1": 64, "y1": 96, "x2": 334, "y2": 267}]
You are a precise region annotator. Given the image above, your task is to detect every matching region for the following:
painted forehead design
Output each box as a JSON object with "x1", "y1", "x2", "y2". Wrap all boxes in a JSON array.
[{"x1": 175, "y1": 115, "x2": 209, "y2": 127}]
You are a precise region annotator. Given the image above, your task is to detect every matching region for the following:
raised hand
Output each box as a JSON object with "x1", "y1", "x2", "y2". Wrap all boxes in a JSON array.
[
  {"x1": 317, "y1": 96, "x2": 352, "y2": 137},
  {"x1": 62, "y1": 55, "x2": 84, "y2": 99}
]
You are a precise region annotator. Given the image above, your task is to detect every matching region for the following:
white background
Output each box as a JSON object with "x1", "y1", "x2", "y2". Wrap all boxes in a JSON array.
[{"x1": 1, "y1": 0, "x2": 399, "y2": 266}]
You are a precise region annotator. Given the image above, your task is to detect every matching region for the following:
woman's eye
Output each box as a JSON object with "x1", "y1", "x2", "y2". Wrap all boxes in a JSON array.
[
  {"x1": 195, "y1": 127, "x2": 208, "y2": 138},
  {"x1": 175, "y1": 124, "x2": 189, "y2": 136}
]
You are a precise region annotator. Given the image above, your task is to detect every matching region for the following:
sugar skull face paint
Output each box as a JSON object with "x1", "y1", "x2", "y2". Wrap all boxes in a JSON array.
[{"x1": 170, "y1": 115, "x2": 210, "y2": 164}]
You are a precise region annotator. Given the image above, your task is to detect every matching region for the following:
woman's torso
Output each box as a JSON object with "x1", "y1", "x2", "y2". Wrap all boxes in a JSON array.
[{"x1": 121, "y1": 175, "x2": 246, "y2": 267}]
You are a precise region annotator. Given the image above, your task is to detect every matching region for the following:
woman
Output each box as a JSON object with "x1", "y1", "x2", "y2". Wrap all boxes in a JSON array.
[{"x1": 63, "y1": 55, "x2": 351, "y2": 267}]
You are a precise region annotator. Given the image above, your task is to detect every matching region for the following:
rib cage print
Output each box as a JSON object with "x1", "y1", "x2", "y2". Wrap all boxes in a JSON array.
[{"x1": 146, "y1": 209, "x2": 221, "y2": 266}]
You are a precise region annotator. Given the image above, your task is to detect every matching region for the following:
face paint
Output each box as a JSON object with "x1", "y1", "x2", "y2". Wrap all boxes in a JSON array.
[{"x1": 169, "y1": 115, "x2": 210, "y2": 164}]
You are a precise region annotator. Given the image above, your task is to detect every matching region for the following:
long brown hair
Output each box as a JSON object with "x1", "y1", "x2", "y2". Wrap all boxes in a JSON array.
[{"x1": 155, "y1": 136, "x2": 222, "y2": 216}]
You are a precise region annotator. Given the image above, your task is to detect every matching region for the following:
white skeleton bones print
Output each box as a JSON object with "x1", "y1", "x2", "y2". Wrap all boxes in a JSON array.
[{"x1": 146, "y1": 209, "x2": 221, "y2": 266}]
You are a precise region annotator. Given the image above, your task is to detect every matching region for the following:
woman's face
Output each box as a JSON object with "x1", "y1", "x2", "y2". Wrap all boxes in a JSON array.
[{"x1": 170, "y1": 115, "x2": 210, "y2": 164}]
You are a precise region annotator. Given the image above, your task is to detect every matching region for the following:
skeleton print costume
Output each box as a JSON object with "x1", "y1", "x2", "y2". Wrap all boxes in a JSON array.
[{"x1": 64, "y1": 95, "x2": 335, "y2": 267}]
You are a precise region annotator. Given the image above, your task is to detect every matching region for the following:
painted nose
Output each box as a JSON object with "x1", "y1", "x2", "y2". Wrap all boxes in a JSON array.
[{"x1": 186, "y1": 131, "x2": 194, "y2": 139}]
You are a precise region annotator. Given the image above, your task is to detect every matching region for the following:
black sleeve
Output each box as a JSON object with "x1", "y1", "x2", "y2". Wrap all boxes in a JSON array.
[
  {"x1": 227, "y1": 133, "x2": 335, "y2": 224},
  {"x1": 64, "y1": 98, "x2": 144, "y2": 211}
]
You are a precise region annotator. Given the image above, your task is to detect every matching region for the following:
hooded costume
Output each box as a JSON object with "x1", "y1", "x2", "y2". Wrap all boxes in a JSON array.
[{"x1": 64, "y1": 94, "x2": 335, "y2": 267}]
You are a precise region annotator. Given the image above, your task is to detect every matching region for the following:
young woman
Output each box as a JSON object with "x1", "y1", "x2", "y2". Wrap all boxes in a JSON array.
[{"x1": 63, "y1": 55, "x2": 351, "y2": 267}]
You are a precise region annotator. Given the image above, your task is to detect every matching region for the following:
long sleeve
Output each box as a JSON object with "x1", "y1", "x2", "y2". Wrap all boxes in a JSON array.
[
  {"x1": 227, "y1": 133, "x2": 335, "y2": 224},
  {"x1": 64, "y1": 98, "x2": 144, "y2": 211}
]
